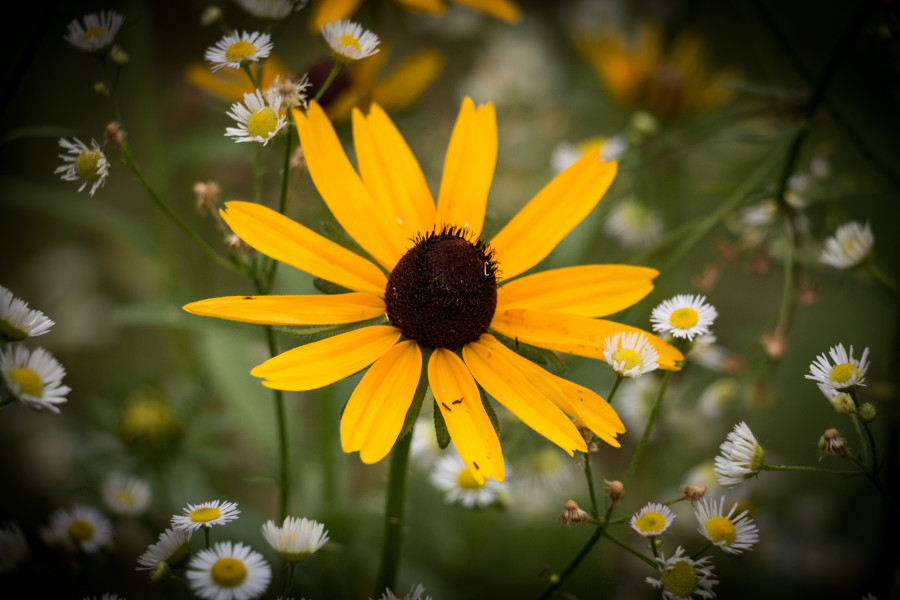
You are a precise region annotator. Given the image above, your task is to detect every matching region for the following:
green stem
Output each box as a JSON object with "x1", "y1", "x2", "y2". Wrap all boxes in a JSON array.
[
  {"x1": 537, "y1": 527, "x2": 605, "y2": 600},
  {"x1": 242, "y1": 63, "x2": 261, "y2": 91},
  {"x1": 311, "y1": 64, "x2": 342, "y2": 104},
  {"x1": 844, "y1": 454, "x2": 898, "y2": 509},
  {"x1": 203, "y1": 527, "x2": 210, "y2": 549},
  {"x1": 603, "y1": 531, "x2": 658, "y2": 568},
  {"x1": 583, "y1": 451, "x2": 600, "y2": 518},
  {"x1": 623, "y1": 371, "x2": 674, "y2": 485},
  {"x1": 283, "y1": 563, "x2": 297, "y2": 597},
  {"x1": 848, "y1": 412, "x2": 869, "y2": 467},
  {"x1": 761, "y1": 463, "x2": 857, "y2": 475},
  {"x1": 265, "y1": 326, "x2": 290, "y2": 521},
  {"x1": 373, "y1": 430, "x2": 414, "y2": 597},
  {"x1": 690, "y1": 541, "x2": 713, "y2": 560},
  {"x1": 265, "y1": 127, "x2": 295, "y2": 291},
  {"x1": 865, "y1": 262, "x2": 900, "y2": 297}
]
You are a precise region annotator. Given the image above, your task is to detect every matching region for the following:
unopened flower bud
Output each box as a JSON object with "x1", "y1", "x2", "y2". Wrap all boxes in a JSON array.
[
  {"x1": 858, "y1": 402, "x2": 877, "y2": 423},
  {"x1": 681, "y1": 483, "x2": 707, "y2": 502},
  {"x1": 149, "y1": 560, "x2": 171, "y2": 583},
  {"x1": 603, "y1": 479, "x2": 625, "y2": 505},
  {"x1": 93, "y1": 82, "x2": 110, "y2": 95},
  {"x1": 105, "y1": 122, "x2": 126, "y2": 148},
  {"x1": 109, "y1": 44, "x2": 129, "y2": 65},
  {"x1": 630, "y1": 110, "x2": 659, "y2": 136},
  {"x1": 830, "y1": 392, "x2": 855, "y2": 415},
  {"x1": 558, "y1": 499, "x2": 590, "y2": 526},
  {"x1": 819, "y1": 428, "x2": 847, "y2": 456}
]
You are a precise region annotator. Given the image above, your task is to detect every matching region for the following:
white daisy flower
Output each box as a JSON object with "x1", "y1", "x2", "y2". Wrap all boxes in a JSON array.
[
  {"x1": 171, "y1": 500, "x2": 240, "y2": 532},
  {"x1": 0, "y1": 523, "x2": 29, "y2": 574},
  {"x1": 261, "y1": 516, "x2": 329, "y2": 564},
  {"x1": 688, "y1": 333, "x2": 727, "y2": 371},
  {"x1": 204, "y1": 30, "x2": 273, "y2": 71},
  {"x1": 604, "y1": 198, "x2": 664, "y2": 249},
  {"x1": 374, "y1": 584, "x2": 432, "y2": 600},
  {"x1": 0, "y1": 345, "x2": 70, "y2": 413},
  {"x1": 551, "y1": 135, "x2": 627, "y2": 174},
  {"x1": 694, "y1": 496, "x2": 759, "y2": 554},
  {"x1": 187, "y1": 541, "x2": 271, "y2": 600},
  {"x1": 64, "y1": 11, "x2": 125, "y2": 52},
  {"x1": 714, "y1": 422, "x2": 766, "y2": 486},
  {"x1": 430, "y1": 453, "x2": 506, "y2": 509},
  {"x1": 410, "y1": 417, "x2": 441, "y2": 469},
  {"x1": 321, "y1": 20, "x2": 380, "y2": 62},
  {"x1": 0, "y1": 286, "x2": 54, "y2": 342},
  {"x1": 136, "y1": 527, "x2": 192, "y2": 571},
  {"x1": 650, "y1": 294, "x2": 718, "y2": 341},
  {"x1": 629, "y1": 502, "x2": 676, "y2": 537},
  {"x1": 820, "y1": 221, "x2": 874, "y2": 269},
  {"x1": 84, "y1": 595, "x2": 126, "y2": 600},
  {"x1": 510, "y1": 447, "x2": 576, "y2": 517},
  {"x1": 805, "y1": 343, "x2": 869, "y2": 392},
  {"x1": 236, "y1": 0, "x2": 307, "y2": 19},
  {"x1": 101, "y1": 473, "x2": 152, "y2": 516},
  {"x1": 602, "y1": 331, "x2": 660, "y2": 378},
  {"x1": 55, "y1": 137, "x2": 109, "y2": 197},
  {"x1": 225, "y1": 89, "x2": 288, "y2": 146},
  {"x1": 646, "y1": 546, "x2": 718, "y2": 600},
  {"x1": 40, "y1": 505, "x2": 113, "y2": 555}
]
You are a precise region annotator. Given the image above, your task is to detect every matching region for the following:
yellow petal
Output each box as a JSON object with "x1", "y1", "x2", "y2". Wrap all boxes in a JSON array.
[
  {"x1": 183, "y1": 293, "x2": 385, "y2": 326},
  {"x1": 395, "y1": 0, "x2": 446, "y2": 14},
  {"x1": 435, "y1": 98, "x2": 497, "y2": 238},
  {"x1": 462, "y1": 335, "x2": 587, "y2": 455},
  {"x1": 185, "y1": 55, "x2": 290, "y2": 101},
  {"x1": 451, "y1": 0, "x2": 521, "y2": 22},
  {"x1": 490, "y1": 308, "x2": 683, "y2": 369},
  {"x1": 429, "y1": 349, "x2": 505, "y2": 483},
  {"x1": 251, "y1": 325, "x2": 401, "y2": 390},
  {"x1": 490, "y1": 150, "x2": 617, "y2": 281},
  {"x1": 352, "y1": 104, "x2": 436, "y2": 242},
  {"x1": 341, "y1": 340, "x2": 422, "y2": 463},
  {"x1": 371, "y1": 48, "x2": 444, "y2": 111},
  {"x1": 294, "y1": 102, "x2": 405, "y2": 270},
  {"x1": 220, "y1": 201, "x2": 387, "y2": 296},
  {"x1": 496, "y1": 265, "x2": 657, "y2": 317},
  {"x1": 308, "y1": 0, "x2": 363, "y2": 32}
]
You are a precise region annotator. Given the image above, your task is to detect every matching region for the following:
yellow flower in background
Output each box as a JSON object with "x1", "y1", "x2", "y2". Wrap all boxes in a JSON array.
[
  {"x1": 186, "y1": 55, "x2": 291, "y2": 102},
  {"x1": 184, "y1": 98, "x2": 682, "y2": 483},
  {"x1": 308, "y1": 0, "x2": 521, "y2": 32},
  {"x1": 575, "y1": 22, "x2": 737, "y2": 121}
]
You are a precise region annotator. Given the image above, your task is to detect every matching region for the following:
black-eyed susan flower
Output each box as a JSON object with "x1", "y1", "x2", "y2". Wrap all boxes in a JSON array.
[
  {"x1": 694, "y1": 496, "x2": 758, "y2": 554},
  {"x1": 40, "y1": 505, "x2": 113, "y2": 555},
  {"x1": 171, "y1": 500, "x2": 240, "y2": 532},
  {"x1": 805, "y1": 343, "x2": 869, "y2": 392},
  {"x1": 187, "y1": 541, "x2": 271, "y2": 600},
  {"x1": 630, "y1": 502, "x2": 676, "y2": 537},
  {"x1": 820, "y1": 221, "x2": 874, "y2": 269},
  {"x1": 64, "y1": 11, "x2": 125, "y2": 53},
  {"x1": 645, "y1": 546, "x2": 718, "y2": 600},
  {"x1": 184, "y1": 98, "x2": 683, "y2": 484},
  {"x1": 0, "y1": 286, "x2": 53, "y2": 342},
  {"x1": 308, "y1": 0, "x2": 520, "y2": 33},
  {"x1": 205, "y1": 31, "x2": 273, "y2": 72},
  {"x1": 261, "y1": 516, "x2": 329, "y2": 564},
  {"x1": 714, "y1": 422, "x2": 765, "y2": 486},
  {"x1": 0, "y1": 345, "x2": 69, "y2": 413},
  {"x1": 322, "y1": 19, "x2": 380, "y2": 63},
  {"x1": 55, "y1": 137, "x2": 109, "y2": 197}
]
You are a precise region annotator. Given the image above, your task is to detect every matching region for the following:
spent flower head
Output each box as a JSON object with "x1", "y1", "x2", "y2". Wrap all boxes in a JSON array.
[
  {"x1": 261, "y1": 516, "x2": 329, "y2": 564},
  {"x1": 55, "y1": 137, "x2": 109, "y2": 197},
  {"x1": 630, "y1": 502, "x2": 676, "y2": 537},
  {"x1": 714, "y1": 421, "x2": 766, "y2": 486},
  {"x1": 266, "y1": 73, "x2": 311, "y2": 110},
  {"x1": 0, "y1": 286, "x2": 53, "y2": 342},
  {"x1": 806, "y1": 343, "x2": 869, "y2": 392},
  {"x1": 651, "y1": 294, "x2": 718, "y2": 341},
  {"x1": 694, "y1": 496, "x2": 759, "y2": 554},
  {"x1": 646, "y1": 546, "x2": 718, "y2": 600},
  {"x1": 205, "y1": 30, "x2": 273, "y2": 71},
  {"x1": 225, "y1": 89, "x2": 288, "y2": 145},
  {"x1": 0, "y1": 344, "x2": 70, "y2": 413},
  {"x1": 171, "y1": 500, "x2": 240, "y2": 532},
  {"x1": 558, "y1": 499, "x2": 591, "y2": 526},
  {"x1": 602, "y1": 331, "x2": 660, "y2": 378},
  {"x1": 187, "y1": 541, "x2": 271, "y2": 600},
  {"x1": 64, "y1": 11, "x2": 125, "y2": 53},
  {"x1": 322, "y1": 19, "x2": 380, "y2": 62},
  {"x1": 820, "y1": 221, "x2": 874, "y2": 269}
]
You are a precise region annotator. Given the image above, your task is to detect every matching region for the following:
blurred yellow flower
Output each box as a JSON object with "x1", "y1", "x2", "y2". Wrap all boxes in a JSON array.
[
  {"x1": 185, "y1": 55, "x2": 291, "y2": 102},
  {"x1": 575, "y1": 23, "x2": 737, "y2": 121},
  {"x1": 308, "y1": 0, "x2": 521, "y2": 32}
]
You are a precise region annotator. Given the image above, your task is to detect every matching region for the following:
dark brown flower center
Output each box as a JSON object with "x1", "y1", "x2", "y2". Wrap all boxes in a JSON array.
[{"x1": 384, "y1": 227, "x2": 498, "y2": 350}]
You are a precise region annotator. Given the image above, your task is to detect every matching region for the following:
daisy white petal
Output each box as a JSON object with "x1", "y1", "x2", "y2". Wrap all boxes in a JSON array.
[
  {"x1": 430, "y1": 453, "x2": 506, "y2": 509},
  {"x1": 713, "y1": 422, "x2": 766, "y2": 486},
  {"x1": 820, "y1": 221, "x2": 873, "y2": 269},
  {"x1": 225, "y1": 89, "x2": 287, "y2": 145},
  {"x1": 64, "y1": 11, "x2": 125, "y2": 52},
  {"x1": 171, "y1": 500, "x2": 240, "y2": 532},
  {"x1": 651, "y1": 294, "x2": 718, "y2": 341},
  {"x1": 55, "y1": 137, "x2": 109, "y2": 196},
  {"x1": 646, "y1": 546, "x2": 718, "y2": 600},
  {"x1": 40, "y1": 505, "x2": 113, "y2": 555},
  {"x1": 261, "y1": 516, "x2": 329, "y2": 563},
  {"x1": 630, "y1": 502, "x2": 675, "y2": 537},
  {"x1": 604, "y1": 198, "x2": 664, "y2": 249},
  {"x1": 137, "y1": 526, "x2": 192, "y2": 571},
  {"x1": 805, "y1": 343, "x2": 869, "y2": 392},
  {"x1": 1, "y1": 286, "x2": 53, "y2": 342},
  {"x1": 322, "y1": 20, "x2": 380, "y2": 62},
  {"x1": 187, "y1": 541, "x2": 271, "y2": 600},
  {"x1": 694, "y1": 496, "x2": 759, "y2": 554},
  {"x1": 0, "y1": 523, "x2": 29, "y2": 574},
  {"x1": 102, "y1": 472, "x2": 152, "y2": 516},
  {"x1": 205, "y1": 30, "x2": 273, "y2": 71},
  {"x1": 602, "y1": 331, "x2": 659, "y2": 378},
  {"x1": 0, "y1": 345, "x2": 70, "y2": 413}
]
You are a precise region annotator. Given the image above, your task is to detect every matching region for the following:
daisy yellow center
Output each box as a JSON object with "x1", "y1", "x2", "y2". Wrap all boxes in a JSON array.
[
  {"x1": 225, "y1": 40, "x2": 256, "y2": 62},
  {"x1": 669, "y1": 307, "x2": 699, "y2": 329},
  {"x1": 247, "y1": 107, "x2": 279, "y2": 139},
  {"x1": 67, "y1": 519, "x2": 95, "y2": 541},
  {"x1": 82, "y1": 26, "x2": 106, "y2": 42},
  {"x1": 829, "y1": 362, "x2": 858, "y2": 384},
  {"x1": 611, "y1": 348, "x2": 642, "y2": 370},
  {"x1": 190, "y1": 506, "x2": 222, "y2": 522},
  {"x1": 76, "y1": 150, "x2": 103, "y2": 181},
  {"x1": 339, "y1": 34, "x2": 361, "y2": 52},
  {"x1": 634, "y1": 511, "x2": 667, "y2": 534},
  {"x1": 121, "y1": 397, "x2": 181, "y2": 444},
  {"x1": 9, "y1": 367, "x2": 43, "y2": 397},
  {"x1": 660, "y1": 560, "x2": 698, "y2": 597},
  {"x1": 113, "y1": 490, "x2": 137, "y2": 507},
  {"x1": 842, "y1": 239, "x2": 859, "y2": 254},
  {"x1": 529, "y1": 448, "x2": 562, "y2": 474},
  {"x1": 384, "y1": 227, "x2": 497, "y2": 350},
  {"x1": 456, "y1": 468, "x2": 483, "y2": 490},
  {"x1": 210, "y1": 557, "x2": 247, "y2": 587},
  {"x1": 704, "y1": 516, "x2": 736, "y2": 545}
]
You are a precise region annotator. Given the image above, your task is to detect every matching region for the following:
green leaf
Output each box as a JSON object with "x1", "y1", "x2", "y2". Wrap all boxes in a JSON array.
[
  {"x1": 273, "y1": 315, "x2": 388, "y2": 344},
  {"x1": 479, "y1": 385, "x2": 500, "y2": 436},
  {"x1": 492, "y1": 331, "x2": 567, "y2": 376},
  {"x1": 399, "y1": 350, "x2": 431, "y2": 439},
  {"x1": 433, "y1": 399, "x2": 451, "y2": 449},
  {"x1": 313, "y1": 278, "x2": 353, "y2": 295}
]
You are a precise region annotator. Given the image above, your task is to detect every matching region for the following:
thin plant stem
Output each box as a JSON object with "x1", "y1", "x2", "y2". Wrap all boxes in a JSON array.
[
  {"x1": 848, "y1": 413, "x2": 869, "y2": 467},
  {"x1": 771, "y1": 225, "x2": 796, "y2": 339},
  {"x1": 624, "y1": 371, "x2": 674, "y2": 485},
  {"x1": 603, "y1": 531, "x2": 657, "y2": 568},
  {"x1": 761, "y1": 463, "x2": 856, "y2": 475},
  {"x1": 203, "y1": 527, "x2": 210, "y2": 549},
  {"x1": 242, "y1": 64, "x2": 261, "y2": 90},
  {"x1": 311, "y1": 64, "x2": 342, "y2": 104},
  {"x1": 265, "y1": 326, "x2": 290, "y2": 521},
  {"x1": 265, "y1": 128, "x2": 295, "y2": 291},
  {"x1": 373, "y1": 430, "x2": 414, "y2": 596},
  {"x1": 582, "y1": 375, "x2": 623, "y2": 516},
  {"x1": 283, "y1": 563, "x2": 297, "y2": 597},
  {"x1": 690, "y1": 541, "x2": 713, "y2": 560},
  {"x1": 866, "y1": 262, "x2": 900, "y2": 297},
  {"x1": 844, "y1": 454, "x2": 898, "y2": 510}
]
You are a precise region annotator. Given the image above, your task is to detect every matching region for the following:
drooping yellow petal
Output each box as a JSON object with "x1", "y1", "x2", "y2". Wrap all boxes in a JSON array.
[
  {"x1": 496, "y1": 265, "x2": 657, "y2": 317},
  {"x1": 435, "y1": 97, "x2": 497, "y2": 238},
  {"x1": 294, "y1": 102, "x2": 405, "y2": 270},
  {"x1": 371, "y1": 48, "x2": 444, "y2": 111},
  {"x1": 395, "y1": 0, "x2": 446, "y2": 15},
  {"x1": 429, "y1": 349, "x2": 505, "y2": 483},
  {"x1": 251, "y1": 325, "x2": 401, "y2": 390},
  {"x1": 341, "y1": 340, "x2": 422, "y2": 463},
  {"x1": 490, "y1": 150, "x2": 617, "y2": 281},
  {"x1": 220, "y1": 201, "x2": 387, "y2": 296},
  {"x1": 308, "y1": 0, "x2": 363, "y2": 32},
  {"x1": 462, "y1": 335, "x2": 588, "y2": 455},
  {"x1": 452, "y1": 0, "x2": 521, "y2": 22},
  {"x1": 352, "y1": 104, "x2": 436, "y2": 243},
  {"x1": 183, "y1": 293, "x2": 385, "y2": 326},
  {"x1": 490, "y1": 308, "x2": 683, "y2": 369}
]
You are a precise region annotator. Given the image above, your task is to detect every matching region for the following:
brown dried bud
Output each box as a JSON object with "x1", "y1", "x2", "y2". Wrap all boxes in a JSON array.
[
  {"x1": 794, "y1": 277, "x2": 819, "y2": 307},
  {"x1": 105, "y1": 122, "x2": 126, "y2": 148},
  {"x1": 714, "y1": 238, "x2": 740, "y2": 264},
  {"x1": 681, "y1": 483, "x2": 708, "y2": 502},
  {"x1": 558, "y1": 499, "x2": 590, "y2": 526},
  {"x1": 760, "y1": 330, "x2": 789, "y2": 360},
  {"x1": 193, "y1": 181, "x2": 222, "y2": 215},
  {"x1": 603, "y1": 480, "x2": 625, "y2": 505},
  {"x1": 692, "y1": 264, "x2": 720, "y2": 293}
]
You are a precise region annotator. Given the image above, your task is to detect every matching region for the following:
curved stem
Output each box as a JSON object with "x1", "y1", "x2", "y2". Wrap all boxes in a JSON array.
[
  {"x1": 844, "y1": 454, "x2": 898, "y2": 510},
  {"x1": 866, "y1": 262, "x2": 900, "y2": 297},
  {"x1": 624, "y1": 371, "x2": 674, "y2": 485},
  {"x1": 311, "y1": 64, "x2": 342, "y2": 104},
  {"x1": 604, "y1": 531, "x2": 657, "y2": 568}
]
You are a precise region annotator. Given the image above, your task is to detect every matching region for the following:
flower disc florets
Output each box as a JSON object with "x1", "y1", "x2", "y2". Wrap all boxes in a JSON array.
[{"x1": 385, "y1": 227, "x2": 498, "y2": 350}]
